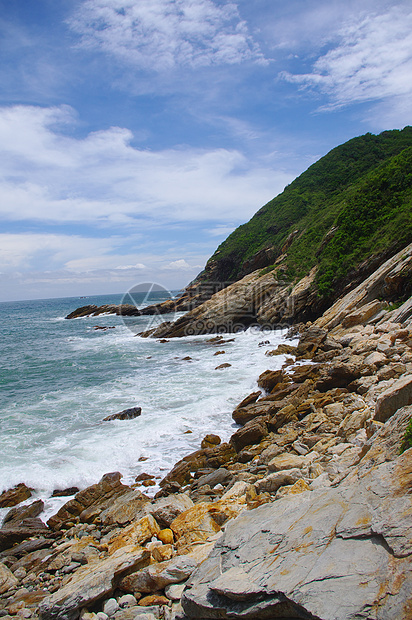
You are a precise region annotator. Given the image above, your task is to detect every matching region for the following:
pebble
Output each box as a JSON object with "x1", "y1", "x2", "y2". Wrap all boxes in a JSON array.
[
  {"x1": 117, "y1": 594, "x2": 137, "y2": 608},
  {"x1": 102, "y1": 598, "x2": 119, "y2": 616}
]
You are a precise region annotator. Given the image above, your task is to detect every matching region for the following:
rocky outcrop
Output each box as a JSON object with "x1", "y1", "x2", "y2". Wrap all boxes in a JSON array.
[
  {"x1": 182, "y1": 441, "x2": 412, "y2": 620},
  {"x1": 0, "y1": 483, "x2": 32, "y2": 508}
]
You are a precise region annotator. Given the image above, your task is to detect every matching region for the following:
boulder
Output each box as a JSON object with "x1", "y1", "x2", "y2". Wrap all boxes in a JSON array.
[
  {"x1": 38, "y1": 546, "x2": 151, "y2": 620},
  {"x1": 375, "y1": 374, "x2": 412, "y2": 422},
  {"x1": 200, "y1": 434, "x2": 221, "y2": 449},
  {"x1": 0, "y1": 483, "x2": 32, "y2": 508},
  {"x1": 107, "y1": 515, "x2": 160, "y2": 553},
  {"x1": 183, "y1": 448, "x2": 412, "y2": 620},
  {"x1": 0, "y1": 518, "x2": 50, "y2": 553},
  {"x1": 230, "y1": 419, "x2": 268, "y2": 452}
]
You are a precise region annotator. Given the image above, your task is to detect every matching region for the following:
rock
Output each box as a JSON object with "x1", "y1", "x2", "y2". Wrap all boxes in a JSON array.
[
  {"x1": 192, "y1": 468, "x2": 232, "y2": 491},
  {"x1": 200, "y1": 434, "x2": 221, "y2": 449},
  {"x1": 138, "y1": 595, "x2": 169, "y2": 607},
  {"x1": 2, "y1": 500, "x2": 44, "y2": 526},
  {"x1": 342, "y1": 299, "x2": 386, "y2": 328},
  {"x1": 170, "y1": 503, "x2": 222, "y2": 551},
  {"x1": 232, "y1": 401, "x2": 274, "y2": 426},
  {"x1": 157, "y1": 529, "x2": 174, "y2": 545},
  {"x1": 267, "y1": 453, "x2": 309, "y2": 472},
  {"x1": 165, "y1": 583, "x2": 186, "y2": 601},
  {"x1": 215, "y1": 363, "x2": 231, "y2": 370},
  {"x1": 0, "y1": 484, "x2": 32, "y2": 509},
  {"x1": 183, "y1": 449, "x2": 412, "y2": 620},
  {"x1": 0, "y1": 562, "x2": 18, "y2": 594},
  {"x1": 363, "y1": 351, "x2": 387, "y2": 367},
  {"x1": 118, "y1": 594, "x2": 137, "y2": 608},
  {"x1": 146, "y1": 494, "x2": 194, "y2": 529},
  {"x1": 0, "y1": 518, "x2": 50, "y2": 553},
  {"x1": 51, "y1": 487, "x2": 80, "y2": 497},
  {"x1": 102, "y1": 598, "x2": 119, "y2": 616},
  {"x1": 296, "y1": 326, "x2": 327, "y2": 358},
  {"x1": 107, "y1": 515, "x2": 160, "y2": 553},
  {"x1": 257, "y1": 370, "x2": 284, "y2": 392},
  {"x1": 120, "y1": 550, "x2": 208, "y2": 593},
  {"x1": 337, "y1": 408, "x2": 371, "y2": 438},
  {"x1": 102, "y1": 407, "x2": 142, "y2": 422},
  {"x1": 374, "y1": 374, "x2": 412, "y2": 422},
  {"x1": 254, "y1": 469, "x2": 302, "y2": 495},
  {"x1": 98, "y1": 489, "x2": 149, "y2": 527},
  {"x1": 233, "y1": 391, "x2": 262, "y2": 409},
  {"x1": 265, "y1": 344, "x2": 297, "y2": 356},
  {"x1": 229, "y1": 419, "x2": 268, "y2": 452},
  {"x1": 47, "y1": 472, "x2": 132, "y2": 530},
  {"x1": 38, "y1": 546, "x2": 150, "y2": 620},
  {"x1": 151, "y1": 544, "x2": 173, "y2": 563}
]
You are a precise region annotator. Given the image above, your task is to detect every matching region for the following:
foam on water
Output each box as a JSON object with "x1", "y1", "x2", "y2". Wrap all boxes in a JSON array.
[{"x1": 0, "y1": 295, "x2": 295, "y2": 521}]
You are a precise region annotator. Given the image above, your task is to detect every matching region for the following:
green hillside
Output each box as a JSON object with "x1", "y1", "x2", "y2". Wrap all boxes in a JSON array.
[{"x1": 199, "y1": 127, "x2": 412, "y2": 298}]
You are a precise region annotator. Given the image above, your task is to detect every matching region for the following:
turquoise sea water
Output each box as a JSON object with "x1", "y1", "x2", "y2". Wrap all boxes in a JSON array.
[{"x1": 0, "y1": 293, "x2": 292, "y2": 520}]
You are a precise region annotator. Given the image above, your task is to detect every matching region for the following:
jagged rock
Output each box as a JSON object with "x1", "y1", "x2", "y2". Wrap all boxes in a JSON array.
[
  {"x1": 315, "y1": 242, "x2": 412, "y2": 332},
  {"x1": 120, "y1": 545, "x2": 213, "y2": 594},
  {"x1": 232, "y1": 400, "x2": 275, "y2": 425},
  {"x1": 0, "y1": 518, "x2": 50, "y2": 553},
  {"x1": 229, "y1": 419, "x2": 268, "y2": 452},
  {"x1": 0, "y1": 484, "x2": 32, "y2": 508},
  {"x1": 182, "y1": 448, "x2": 412, "y2": 620},
  {"x1": 2, "y1": 500, "x2": 44, "y2": 526},
  {"x1": 47, "y1": 472, "x2": 131, "y2": 530},
  {"x1": 102, "y1": 407, "x2": 141, "y2": 422},
  {"x1": 107, "y1": 515, "x2": 160, "y2": 553},
  {"x1": 38, "y1": 546, "x2": 151, "y2": 620},
  {"x1": 374, "y1": 374, "x2": 412, "y2": 422},
  {"x1": 257, "y1": 369, "x2": 284, "y2": 392},
  {"x1": 52, "y1": 487, "x2": 80, "y2": 497},
  {"x1": 97, "y1": 489, "x2": 149, "y2": 526},
  {"x1": 0, "y1": 562, "x2": 18, "y2": 594},
  {"x1": 295, "y1": 326, "x2": 327, "y2": 358}
]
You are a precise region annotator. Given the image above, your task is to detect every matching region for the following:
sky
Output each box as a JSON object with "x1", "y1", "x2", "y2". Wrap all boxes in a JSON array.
[{"x1": 0, "y1": 0, "x2": 411, "y2": 301}]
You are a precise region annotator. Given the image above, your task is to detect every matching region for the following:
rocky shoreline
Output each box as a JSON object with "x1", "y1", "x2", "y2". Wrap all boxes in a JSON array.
[{"x1": 2, "y1": 249, "x2": 412, "y2": 619}]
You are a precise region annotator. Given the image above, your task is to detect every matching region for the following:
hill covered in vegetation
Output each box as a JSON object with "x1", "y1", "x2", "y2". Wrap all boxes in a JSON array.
[{"x1": 198, "y1": 127, "x2": 412, "y2": 302}]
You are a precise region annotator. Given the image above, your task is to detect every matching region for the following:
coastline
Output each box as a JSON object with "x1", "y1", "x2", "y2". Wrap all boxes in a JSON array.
[{"x1": 1, "y1": 247, "x2": 412, "y2": 619}]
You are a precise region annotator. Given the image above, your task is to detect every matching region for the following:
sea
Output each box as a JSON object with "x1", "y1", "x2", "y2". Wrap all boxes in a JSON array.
[{"x1": 0, "y1": 291, "x2": 293, "y2": 522}]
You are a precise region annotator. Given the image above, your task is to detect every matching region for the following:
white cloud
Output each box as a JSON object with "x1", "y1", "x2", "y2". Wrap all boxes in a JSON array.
[
  {"x1": 282, "y1": 7, "x2": 412, "y2": 112},
  {"x1": 164, "y1": 259, "x2": 192, "y2": 270},
  {"x1": 0, "y1": 104, "x2": 292, "y2": 226},
  {"x1": 69, "y1": 0, "x2": 266, "y2": 71}
]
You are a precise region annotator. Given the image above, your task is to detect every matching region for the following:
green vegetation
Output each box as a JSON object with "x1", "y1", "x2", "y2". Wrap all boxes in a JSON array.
[
  {"x1": 201, "y1": 127, "x2": 412, "y2": 298},
  {"x1": 401, "y1": 417, "x2": 412, "y2": 453}
]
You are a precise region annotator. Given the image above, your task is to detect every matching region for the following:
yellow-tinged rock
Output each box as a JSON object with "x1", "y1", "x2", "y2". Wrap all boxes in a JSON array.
[
  {"x1": 139, "y1": 594, "x2": 169, "y2": 606},
  {"x1": 108, "y1": 514, "x2": 160, "y2": 553},
  {"x1": 158, "y1": 528, "x2": 174, "y2": 544},
  {"x1": 151, "y1": 544, "x2": 174, "y2": 562},
  {"x1": 280, "y1": 479, "x2": 311, "y2": 496},
  {"x1": 170, "y1": 502, "x2": 221, "y2": 551}
]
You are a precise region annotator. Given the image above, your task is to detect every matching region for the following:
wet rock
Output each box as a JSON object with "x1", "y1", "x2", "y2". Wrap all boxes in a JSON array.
[
  {"x1": 0, "y1": 484, "x2": 32, "y2": 509},
  {"x1": 51, "y1": 487, "x2": 80, "y2": 498},
  {"x1": 102, "y1": 407, "x2": 142, "y2": 422},
  {"x1": 2, "y1": 500, "x2": 44, "y2": 526},
  {"x1": 215, "y1": 363, "x2": 231, "y2": 370}
]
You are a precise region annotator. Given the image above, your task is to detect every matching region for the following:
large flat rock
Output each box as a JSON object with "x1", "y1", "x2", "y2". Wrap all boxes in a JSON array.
[{"x1": 182, "y1": 447, "x2": 412, "y2": 619}]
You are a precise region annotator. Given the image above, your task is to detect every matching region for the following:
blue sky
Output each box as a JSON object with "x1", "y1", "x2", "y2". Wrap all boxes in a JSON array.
[{"x1": 1, "y1": 0, "x2": 411, "y2": 301}]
